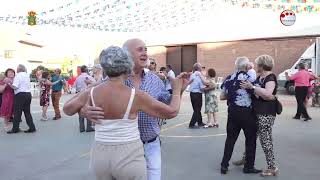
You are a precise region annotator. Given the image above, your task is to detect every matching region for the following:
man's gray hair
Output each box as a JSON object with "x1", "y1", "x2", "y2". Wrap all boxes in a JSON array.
[
  {"x1": 122, "y1": 38, "x2": 143, "y2": 57},
  {"x1": 18, "y1": 64, "x2": 27, "y2": 72},
  {"x1": 235, "y1": 57, "x2": 250, "y2": 71},
  {"x1": 99, "y1": 46, "x2": 133, "y2": 77},
  {"x1": 193, "y1": 63, "x2": 202, "y2": 72},
  {"x1": 122, "y1": 40, "x2": 131, "y2": 53}
]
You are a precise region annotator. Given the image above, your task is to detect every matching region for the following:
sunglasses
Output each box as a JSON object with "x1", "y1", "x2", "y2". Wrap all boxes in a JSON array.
[{"x1": 150, "y1": 62, "x2": 156, "y2": 65}]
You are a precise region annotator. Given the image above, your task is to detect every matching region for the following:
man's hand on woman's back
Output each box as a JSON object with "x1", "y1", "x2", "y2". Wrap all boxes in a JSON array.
[{"x1": 80, "y1": 105, "x2": 104, "y2": 124}]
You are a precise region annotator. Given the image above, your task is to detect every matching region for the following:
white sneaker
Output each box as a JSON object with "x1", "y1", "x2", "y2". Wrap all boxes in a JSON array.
[{"x1": 40, "y1": 117, "x2": 48, "y2": 121}]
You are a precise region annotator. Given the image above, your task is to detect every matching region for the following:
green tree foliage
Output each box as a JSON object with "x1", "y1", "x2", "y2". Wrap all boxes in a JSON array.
[{"x1": 30, "y1": 65, "x2": 47, "y2": 82}]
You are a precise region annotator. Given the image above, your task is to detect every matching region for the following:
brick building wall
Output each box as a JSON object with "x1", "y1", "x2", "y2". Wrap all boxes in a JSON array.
[
  {"x1": 198, "y1": 37, "x2": 316, "y2": 77},
  {"x1": 149, "y1": 37, "x2": 316, "y2": 77},
  {"x1": 148, "y1": 46, "x2": 167, "y2": 70}
]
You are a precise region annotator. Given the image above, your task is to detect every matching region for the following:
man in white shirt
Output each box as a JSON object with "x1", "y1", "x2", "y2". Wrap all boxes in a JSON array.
[
  {"x1": 166, "y1": 64, "x2": 176, "y2": 94},
  {"x1": 247, "y1": 62, "x2": 257, "y2": 82},
  {"x1": 7, "y1": 64, "x2": 36, "y2": 134},
  {"x1": 74, "y1": 65, "x2": 95, "y2": 132}
]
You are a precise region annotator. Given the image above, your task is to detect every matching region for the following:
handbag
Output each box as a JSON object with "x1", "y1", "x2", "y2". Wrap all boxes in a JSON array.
[
  {"x1": 257, "y1": 74, "x2": 282, "y2": 115},
  {"x1": 274, "y1": 96, "x2": 282, "y2": 115}
]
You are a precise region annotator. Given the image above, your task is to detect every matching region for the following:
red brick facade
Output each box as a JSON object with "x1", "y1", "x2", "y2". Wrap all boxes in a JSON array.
[
  {"x1": 147, "y1": 46, "x2": 167, "y2": 70},
  {"x1": 148, "y1": 37, "x2": 316, "y2": 77}
]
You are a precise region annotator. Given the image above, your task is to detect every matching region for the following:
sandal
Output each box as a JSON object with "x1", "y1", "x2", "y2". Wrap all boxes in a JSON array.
[
  {"x1": 203, "y1": 124, "x2": 214, "y2": 128},
  {"x1": 213, "y1": 124, "x2": 219, "y2": 128},
  {"x1": 260, "y1": 167, "x2": 279, "y2": 177}
]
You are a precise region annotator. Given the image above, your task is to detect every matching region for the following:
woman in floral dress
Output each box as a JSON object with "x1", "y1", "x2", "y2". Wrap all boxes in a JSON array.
[
  {"x1": 197, "y1": 68, "x2": 219, "y2": 128},
  {"x1": 39, "y1": 72, "x2": 61, "y2": 121},
  {"x1": 0, "y1": 69, "x2": 15, "y2": 131}
]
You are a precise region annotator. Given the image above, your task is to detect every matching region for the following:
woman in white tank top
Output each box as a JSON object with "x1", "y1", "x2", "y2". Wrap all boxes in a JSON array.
[{"x1": 63, "y1": 46, "x2": 186, "y2": 180}]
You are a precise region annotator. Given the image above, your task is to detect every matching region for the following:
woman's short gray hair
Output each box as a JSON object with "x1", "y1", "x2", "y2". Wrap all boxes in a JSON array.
[
  {"x1": 99, "y1": 46, "x2": 133, "y2": 77},
  {"x1": 235, "y1": 56, "x2": 250, "y2": 70},
  {"x1": 255, "y1": 55, "x2": 274, "y2": 71}
]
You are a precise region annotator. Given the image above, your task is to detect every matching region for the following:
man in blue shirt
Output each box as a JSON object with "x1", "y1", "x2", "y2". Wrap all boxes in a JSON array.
[
  {"x1": 80, "y1": 39, "x2": 190, "y2": 180},
  {"x1": 51, "y1": 68, "x2": 65, "y2": 120},
  {"x1": 220, "y1": 57, "x2": 261, "y2": 175},
  {"x1": 188, "y1": 63, "x2": 206, "y2": 128}
]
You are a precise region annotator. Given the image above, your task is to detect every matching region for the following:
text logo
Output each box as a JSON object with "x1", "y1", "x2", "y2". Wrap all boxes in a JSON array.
[{"x1": 280, "y1": 10, "x2": 296, "y2": 26}]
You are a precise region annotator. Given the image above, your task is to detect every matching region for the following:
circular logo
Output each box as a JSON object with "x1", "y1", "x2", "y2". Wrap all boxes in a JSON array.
[{"x1": 280, "y1": 10, "x2": 296, "y2": 26}]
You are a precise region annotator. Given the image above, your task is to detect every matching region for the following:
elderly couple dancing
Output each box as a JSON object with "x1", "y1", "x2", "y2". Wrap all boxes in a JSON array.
[
  {"x1": 63, "y1": 39, "x2": 190, "y2": 180},
  {"x1": 220, "y1": 55, "x2": 279, "y2": 177},
  {"x1": 64, "y1": 38, "x2": 279, "y2": 179}
]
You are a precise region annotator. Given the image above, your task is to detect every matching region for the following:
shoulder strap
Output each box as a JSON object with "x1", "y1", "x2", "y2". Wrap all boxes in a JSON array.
[
  {"x1": 261, "y1": 73, "x2": 277, "y2": 84},
  {"x1": 90, "y1": 87, "x2": 96, "y2": 107},
  {"x1": 123, "y1": 88, "x2": 136, "y2": 119}
]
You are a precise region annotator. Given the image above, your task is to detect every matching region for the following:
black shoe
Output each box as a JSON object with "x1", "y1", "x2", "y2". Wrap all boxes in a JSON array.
[
  {"x1": 24, "y1": 129, "x2": 36, "y2": 133},
  {"x1": 7, "y1": 129, "x2": 20, "y2": 134},
  {"x1": 243, "y1": 168, "x2": 262, "y2": 174},
  {"x1": 86, "y1": 128, "x2": 95, "y2": 132},
  {"x1": 303, "y1": 117, "x2": 312, "y2": 121},
  {"x1": 80, "y1": 129, "x2": 85, "y2": 133},
  {"x1": 221, "y1": 166, "x2": 228, "y2": 174},
  {"x1": 188, "y1": 126, "x2": 199, "y2": 129},
  {"x1": 52, "y1": 117, "x2": 61, "y2": 120},
  {"x1": 293, "y1": 116, "x2": 300, "y2": 120},
  {"x1": 9, "y1": 117, "x2": 13, "y2": 122},
  {"x1": 198, "y1": 123, "x2": 206, "y2": 127}
]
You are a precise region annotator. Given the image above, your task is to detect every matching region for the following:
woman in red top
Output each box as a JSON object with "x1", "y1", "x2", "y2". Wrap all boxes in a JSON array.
[
  {"x1": 67, "y1": 76, "x2": 77, "y2": 94},
  {"x1": 285, "y1": 63, "x2": 318, "y2": 121},
  {"x1": 0, "y1": 69, "x2": 15, "y2": 131}
]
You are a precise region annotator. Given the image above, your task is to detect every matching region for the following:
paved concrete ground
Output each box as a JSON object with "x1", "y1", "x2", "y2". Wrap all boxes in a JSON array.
[{"x1": 0, "y1": 92, "x2": 320, "y2": 180}]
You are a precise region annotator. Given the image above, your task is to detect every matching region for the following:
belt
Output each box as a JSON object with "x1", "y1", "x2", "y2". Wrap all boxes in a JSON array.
[
  {"x1": 228, "y1": 105, "x2": 252, "y2": 109},
  {"x1": 52, "y1": 90, "x2": 61, "y2": 93},
  {"x1": 142, "y1": 136, "x2": 158, "y2": 144}
]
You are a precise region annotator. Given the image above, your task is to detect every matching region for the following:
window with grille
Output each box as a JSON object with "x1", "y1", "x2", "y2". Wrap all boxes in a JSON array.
[{"x1": 4, "y1": 50, "x2": 14, "y2": 58}]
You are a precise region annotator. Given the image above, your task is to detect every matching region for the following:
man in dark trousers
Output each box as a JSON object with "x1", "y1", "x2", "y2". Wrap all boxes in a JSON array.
[
  {"x1": 74, "y1": 65, "x2": 95, "y2": 132},
  {"x1": 188, "y1": 63, "x2": 206, "y2": 128},
  {"x1": 7, "y1": 64, "x2": 36, "y2": 134},
  {"x1": 220, "y1": 57, "x2": 261, "y2": 174}
]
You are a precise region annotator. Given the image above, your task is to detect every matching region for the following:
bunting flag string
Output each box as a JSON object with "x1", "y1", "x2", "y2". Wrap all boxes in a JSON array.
[
  {"x1": 0, "y1": 0, "x2": 319, "y2": 32},
  {"x1": 224, "y1": 0, "x2": 320, "y2": 12}
]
